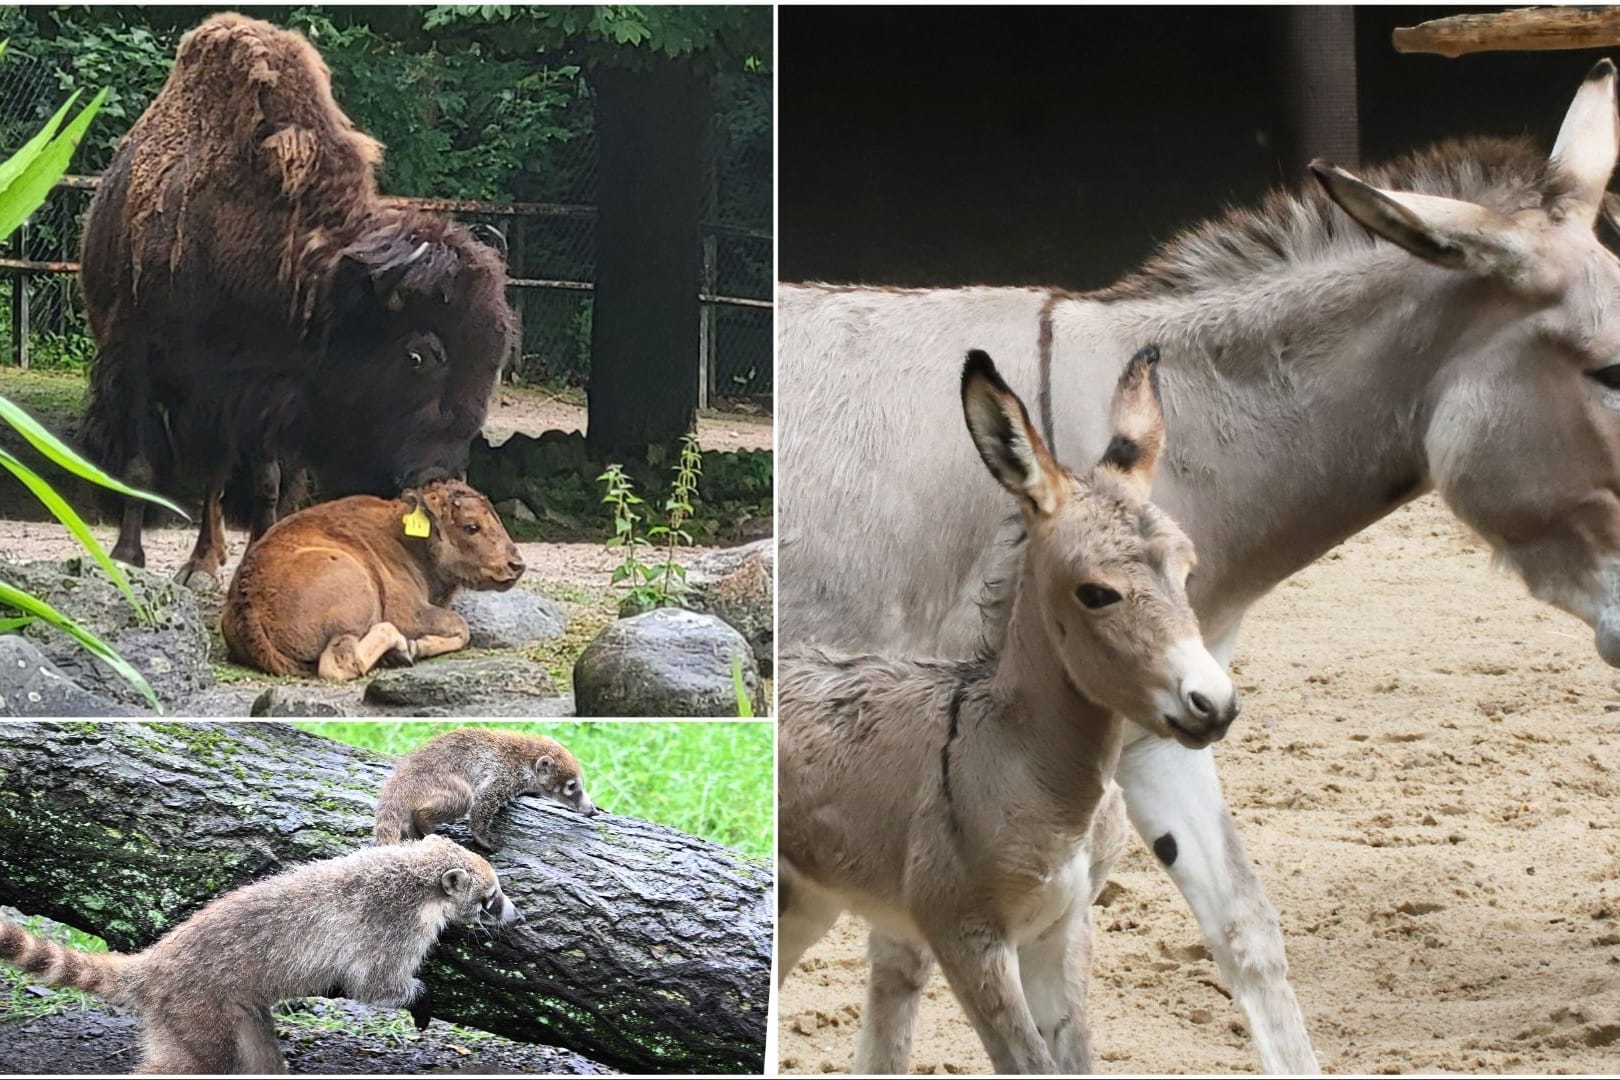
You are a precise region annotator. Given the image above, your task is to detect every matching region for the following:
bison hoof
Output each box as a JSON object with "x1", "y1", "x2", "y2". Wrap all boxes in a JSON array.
[{"x1": 174, "y1": 564, "x2": 223, "y2": 591}]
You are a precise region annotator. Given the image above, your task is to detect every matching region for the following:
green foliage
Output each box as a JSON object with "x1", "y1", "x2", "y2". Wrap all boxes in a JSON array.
[
  {"x1": 0, "y1": 52, "x2": 178, "y2": 712},
  {"x1": 731, "y1": 655, "x2": 752, "y2": 718},
  {"x1": 421, "y1": 6, "x2": 772, "y2": 72},
  {"x1": 284, "y1": 8, "x2": 589, "y2": 201},
  {"x1": 599, "y1": 436, "x2": 705, "y2": 615},
  {"x1": 646, "y1": 433, "x2": 701, "y2": 605},
  {"x1": 294, "y1": 720, "x2": 773, "y2": 857}
]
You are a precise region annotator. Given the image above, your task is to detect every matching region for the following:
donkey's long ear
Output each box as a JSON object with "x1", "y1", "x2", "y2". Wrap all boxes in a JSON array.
[
  {"x1": 1551, "y1": 59, "x2": 1618, "y2": 225},
  {"x1": 1098, "y1": 345, "x2": 1165, "y2": 498},
  {"x1": 1310, "y1": 160, "x2": 1531, "y2": 279},
  {"x1": 961, "y1": 350, "x2": 1066, "y2": 516}
]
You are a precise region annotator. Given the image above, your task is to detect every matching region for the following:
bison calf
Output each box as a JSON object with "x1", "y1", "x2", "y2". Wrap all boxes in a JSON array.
[{"x1": 222, "y1": 480, "x2": 525, "y2": 680}]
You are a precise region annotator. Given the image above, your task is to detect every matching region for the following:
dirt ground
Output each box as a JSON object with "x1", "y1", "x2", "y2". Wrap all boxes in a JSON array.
[
  {"x1": 484, "y1": 386, "x2": 772, "y2": 452},
  {"x1": 0, "y1": 522, "x2": 660, "y2": 595},
  {"x1": 0, "y1": 973, "x2": 613, "y2": 1075},
  {"x1": 777, "y1": 493, "x2": 1620, "y2": 1075}
]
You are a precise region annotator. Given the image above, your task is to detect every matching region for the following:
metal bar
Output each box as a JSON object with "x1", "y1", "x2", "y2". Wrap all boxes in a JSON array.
[
  {"x1": 13, "y1": 223, "x2": 27, "y2": 370},
  {"x1": 699, "y1": 233, "x2": 717, "y2": 411},
  {"x1": 0, "y1": 257, "x2": 80, "y2": 274},
  {"x1": 55, "y1": 176, "x2": 771, "y2": 240},
  {"x1": 0, "y1": 260, "x2": 770, "y2": 310},
  {"x1": 699, "y1": 293, "x2": 773, "y2": 310}
]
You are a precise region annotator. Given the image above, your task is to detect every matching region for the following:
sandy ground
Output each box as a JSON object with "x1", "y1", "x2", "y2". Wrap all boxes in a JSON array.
[
  {"x1": 484, "y1": 388, "x2": 772, "y2": 452},
  {"x1": 777, "y1": 493, "x2": 1620, "y2": 1075}
]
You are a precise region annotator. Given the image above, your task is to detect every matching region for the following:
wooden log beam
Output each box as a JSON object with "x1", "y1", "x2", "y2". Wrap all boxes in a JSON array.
[
  {"x1": 1394, "y1": 7, "x2": 1620, "y2": 58},
  {"x1": 0, "y1": 722, "x2": 771, "y2": 1074}
]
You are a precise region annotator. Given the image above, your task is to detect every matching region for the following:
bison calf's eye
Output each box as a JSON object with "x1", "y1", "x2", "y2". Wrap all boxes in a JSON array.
[
  {"x1": 409, "y1": 351, "x2": 424, "y2": 370},
  {"x1": 1076, "y1": 584, "x2": 1122, "y2": 609},
  {"x1": 464, "y1": 523, "x2": 480, "y2": 535}
]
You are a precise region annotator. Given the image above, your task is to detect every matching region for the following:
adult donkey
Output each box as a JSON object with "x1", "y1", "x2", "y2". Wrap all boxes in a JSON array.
[{"x1": 779, "y1": 62, "x2": 1620, "y2": 1073}]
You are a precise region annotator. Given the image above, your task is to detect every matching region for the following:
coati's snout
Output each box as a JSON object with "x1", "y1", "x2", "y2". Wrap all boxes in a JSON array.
[
  {"x1": 481, "y1": 886, "x2": 524, "y2": 927},
  {"x1": 531, "y1": 752, "x2": 597, "y2": 817},
  {"x1": 434, "y1": 839, "x2": 522, "y2": 928}
]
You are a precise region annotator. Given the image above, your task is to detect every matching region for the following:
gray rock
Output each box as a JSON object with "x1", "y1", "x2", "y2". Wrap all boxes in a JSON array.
[
  {"x1": 573, "y1": 608, "x2": 761, "y2": 717},
  {"x1": 451, "y1": 588, "x2": 567, "y2": 650},
  {"x1": 680, "y1": 539, "x2": 774, "y2": 676},
  {"x1": 0, "y1": 557, "x2": 212, "y2": 710},
  {"x1": 364, "y1": 657, "x2": 558, "y2": 711},
  {"x1": 249, "y1": 687, "x2": 351, "y2": 717},
  {"x1": 0, "y1": 636, "x2": 140, "y2": 716}
]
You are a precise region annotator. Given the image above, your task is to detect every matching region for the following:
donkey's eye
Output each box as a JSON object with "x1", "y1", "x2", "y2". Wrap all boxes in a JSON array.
[
  {"x1": 1075, "y1": 584, "x2": 1122, "y2": 609},
  {"x1": 464, "y1": 522, "x2": 480, "y2": 535},
  {"x1": 1587, "y1": 364, "x2": 1620, "y2": 390}
]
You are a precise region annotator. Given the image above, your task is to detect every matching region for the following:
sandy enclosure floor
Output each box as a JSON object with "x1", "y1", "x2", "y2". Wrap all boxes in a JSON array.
[{"x1": 778, "y1": 493, "x2": 1620, "y2": 1074}]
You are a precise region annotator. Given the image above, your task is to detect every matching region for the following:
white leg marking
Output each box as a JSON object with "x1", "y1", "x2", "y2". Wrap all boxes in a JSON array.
[{"x1": 1116, "y1": 733, "x2": 1319, "y2": 1074}]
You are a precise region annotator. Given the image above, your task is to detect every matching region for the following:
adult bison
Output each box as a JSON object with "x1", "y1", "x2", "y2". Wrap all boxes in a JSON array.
[{"x1": 78, "y1": 12, "x2": 513, "y2": 587}]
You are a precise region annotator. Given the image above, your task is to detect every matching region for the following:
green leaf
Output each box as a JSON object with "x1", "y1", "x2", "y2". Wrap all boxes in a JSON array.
[
  {"x1": 732, "y1": 655, "x2": 753, "y2": 718},
  {"x1": 0, "y1": 616, "x2": 35, "y2": 633},
  {"x1": 0, "y1": 89, "x2": 81, "y2": 197},
  {"x1": 0, "y1": 580, "x2": 160, "y2": 712},
  {"x1": 0, "y1": 395, "x2": 189, "y2": 519},
  {"x1": 0, "y1": 448, "x2": 148, "y2": 621},
  {"x1": 0, "y1": 88, "x2": 108, "y2": 241}
]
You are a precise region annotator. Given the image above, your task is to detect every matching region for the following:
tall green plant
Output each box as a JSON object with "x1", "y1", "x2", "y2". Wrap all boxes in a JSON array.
[{"x1": 0, "y1": 45, "x2": 182, "y2": 711}]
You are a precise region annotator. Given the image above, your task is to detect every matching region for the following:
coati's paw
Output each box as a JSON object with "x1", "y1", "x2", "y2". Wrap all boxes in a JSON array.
[
  {"x1": 469, "y1": 831, "x2": 503, "y2": 853},
  {"x1": 406, "y1": 979, "x2": 433, "y2": 1030}
]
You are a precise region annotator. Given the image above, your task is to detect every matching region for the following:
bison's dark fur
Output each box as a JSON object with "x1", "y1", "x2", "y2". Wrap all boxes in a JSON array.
[{"x1": 79, "y1": 12, "x2": 514, "y2": 585}]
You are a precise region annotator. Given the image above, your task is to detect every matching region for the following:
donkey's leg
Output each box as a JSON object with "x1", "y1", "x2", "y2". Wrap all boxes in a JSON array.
[
  {"x1": 853, "y1": 931, "x2": 934, "y2": 1074},
  {"x1": 927, "y1": 924, "x2": 1056, "y2": 1073},
  {"x1": 776, "y1": 867, "x2": 842, "y2": 986},
  {"x1": 1116, "y1": 733, "x2": 1318, "y2": 1074},
  {"x1": 1019, "y1": 903, "x2": 1094, "y2": 1071}
]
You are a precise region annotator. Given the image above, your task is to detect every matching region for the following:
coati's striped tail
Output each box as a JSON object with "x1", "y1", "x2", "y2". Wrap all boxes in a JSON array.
[{"x1": 0, "y1": 921, "x2": 133, "y2": 1000}]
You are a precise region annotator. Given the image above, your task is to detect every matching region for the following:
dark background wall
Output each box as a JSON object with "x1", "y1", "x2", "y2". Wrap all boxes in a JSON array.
[{"x1": 779, "y1": 5, "x2": 1614, "y2": 289}]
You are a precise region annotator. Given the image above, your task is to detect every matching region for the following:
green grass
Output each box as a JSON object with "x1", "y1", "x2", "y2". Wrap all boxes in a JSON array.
[{"x1": 293, "y1": 721, "x2": 774, "y2": 859}]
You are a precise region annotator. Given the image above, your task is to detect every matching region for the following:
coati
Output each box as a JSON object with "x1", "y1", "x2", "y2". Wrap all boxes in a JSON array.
[
  {"x1": 374, "y1": 727, "x2": 597, "y2": 852},
  {"x1": 0, "y1": 835, "x2": 522, "y2": 1074}
]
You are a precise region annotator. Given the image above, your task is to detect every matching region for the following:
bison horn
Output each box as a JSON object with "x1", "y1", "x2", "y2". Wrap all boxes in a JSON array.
[
  {"x1": 469, "y1": 224, "x2": 508, "y2": 260},
  {"x1": 373, "y1": 241, "x2": 433, "y2": 299}
]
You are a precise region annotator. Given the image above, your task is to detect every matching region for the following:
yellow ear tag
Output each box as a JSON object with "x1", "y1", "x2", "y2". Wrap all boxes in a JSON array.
[{"x1": 402, "y1": 506, "x2": 432, "y2": 538}]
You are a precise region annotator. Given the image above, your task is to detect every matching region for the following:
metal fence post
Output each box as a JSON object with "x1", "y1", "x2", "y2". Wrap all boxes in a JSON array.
[
  {"x1": 698, "y1": 231, "x2": 717, "y2": 411},
  {"x1": 11, "y1": 221, "x2": 28, "y2": 370}
]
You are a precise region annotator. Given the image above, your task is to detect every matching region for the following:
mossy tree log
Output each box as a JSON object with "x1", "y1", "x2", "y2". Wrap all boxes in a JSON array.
[{"x1": 0, "y1": 722, "x2": 771, "y2": 1074}]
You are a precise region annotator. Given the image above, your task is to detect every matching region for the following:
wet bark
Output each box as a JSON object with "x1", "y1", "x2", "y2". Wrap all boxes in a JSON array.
[{"x1": 0, "y1": 722, "x2": 770, "y2": 1075}]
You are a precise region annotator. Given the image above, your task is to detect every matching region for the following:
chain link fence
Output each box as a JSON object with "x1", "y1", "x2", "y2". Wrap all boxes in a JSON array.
[{"x1": 0, "y1": 57, "x2": 773, "y2": 405}]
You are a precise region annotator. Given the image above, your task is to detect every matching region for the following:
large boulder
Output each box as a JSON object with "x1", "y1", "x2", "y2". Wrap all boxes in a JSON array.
[
  {"x1": 573, "y1": 608, "x2": 762, "y2": 717},
  {"x1": 451, "y1": 588, "x2": 567, "y2": 650},
  {"x1": 0, "y1": 635, "x2": 140, "y2": 716},
  {"x1": 0, "y1": 557, "x2": 212, "y2": 710},
  {"x1": 364, "y1": 656, "x2": 561, "y2": 714},
  {"x1": 680, "y1": 539, "x2": 773, "y2": 676}
]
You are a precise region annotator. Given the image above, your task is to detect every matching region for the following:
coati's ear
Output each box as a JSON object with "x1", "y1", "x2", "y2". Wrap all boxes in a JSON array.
[
  {"x1": 960, "y1": 349, "x2": 1068, "y2": 517},
  {"x1": 440, "y1": 868, "x2": 470, "y2": 896},
  {"x1": 535, "y1": 754, "x2": 557, "y2": 781}
]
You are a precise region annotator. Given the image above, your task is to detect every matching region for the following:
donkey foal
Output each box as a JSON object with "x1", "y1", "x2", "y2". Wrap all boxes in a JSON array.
[{"x1": 779, "y1": 346, "x2": 1238, "y2": 1074}]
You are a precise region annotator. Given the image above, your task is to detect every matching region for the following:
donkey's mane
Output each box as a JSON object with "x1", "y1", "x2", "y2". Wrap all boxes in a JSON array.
[{"x1": 1093, "y1": 136, "x2": 1568, "y2": 301}]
